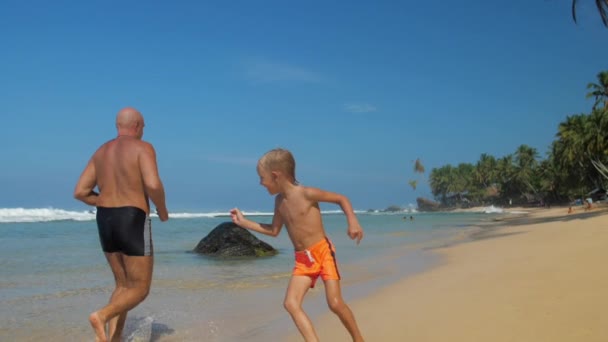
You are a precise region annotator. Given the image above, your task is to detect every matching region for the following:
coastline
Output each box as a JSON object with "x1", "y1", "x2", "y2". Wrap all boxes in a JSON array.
[{"x1": 287, "y1": 205, "x2": 608, "y2": 341}]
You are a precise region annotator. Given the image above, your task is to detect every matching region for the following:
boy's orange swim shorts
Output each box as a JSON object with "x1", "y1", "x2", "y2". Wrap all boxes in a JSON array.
[{"x1": 293, "y1": 237, "x2": 341, "y2": 288}]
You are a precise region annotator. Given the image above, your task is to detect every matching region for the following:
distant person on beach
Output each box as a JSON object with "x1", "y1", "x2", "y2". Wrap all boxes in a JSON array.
[
  {"x1": 74, "y1": 107, "x2": 169, "y2": 342},
  {"x1": 230, "y1": 148, "x2": 364, "y2": 342}
]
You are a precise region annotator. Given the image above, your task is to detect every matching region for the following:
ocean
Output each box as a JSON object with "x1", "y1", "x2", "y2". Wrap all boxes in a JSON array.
[{"x1": 0, "y1": 207, "x2": 505, "y2": 341}]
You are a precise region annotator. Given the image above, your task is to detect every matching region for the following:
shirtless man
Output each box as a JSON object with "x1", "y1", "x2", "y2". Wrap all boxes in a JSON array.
[{"x1": 74, "y1": 107, "x2": 169, "y2": 342}]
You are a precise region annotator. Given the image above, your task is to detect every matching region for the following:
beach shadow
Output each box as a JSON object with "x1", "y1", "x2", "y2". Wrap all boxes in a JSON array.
[
  {"x1": 496, "y1": 209, "x2": 608, "y2": 227},
  {"x1": 469, "y1": 231, "x2": 526, "y2": 241},
  {"x1": 423, "y1": 209, "x2": 607, "y2": 252},
  {"x1": 124, "y1": 316, "x2": 175, "y2": 342},
  {"x1": 422, "y1": 230, "x2": 526, "y2": 250},
  {"x1": 150, "y1": 321, "x2": 175, "y2": 342}
]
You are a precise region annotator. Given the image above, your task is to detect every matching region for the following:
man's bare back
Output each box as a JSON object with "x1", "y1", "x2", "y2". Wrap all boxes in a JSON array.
[
  {"x1": 94, "y1": 136, "x2": 154, "y2": 214},
  {"x1": 74, "y1": 108, "x2": 167, "y2": 220}
]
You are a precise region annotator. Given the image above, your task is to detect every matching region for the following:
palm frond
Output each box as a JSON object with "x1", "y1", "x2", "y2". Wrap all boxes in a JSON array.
[
  {"x1": 408, "y1": 179, "x2": 418, "y2": 191},
  {"x1": 573, "y1": 0, "x2": 608, "y2": 27},
  {"x1": 414, "y1": 158, "x2": 425, "y2": 173}
]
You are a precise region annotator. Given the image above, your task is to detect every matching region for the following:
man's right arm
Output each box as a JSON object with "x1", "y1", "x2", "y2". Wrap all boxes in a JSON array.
[
  {"x1": 139, "y1": 143, "x2": 168, "y2": 221},
  {"x1": 74, "y1": 158, "x2": 99, "y2": 206}
]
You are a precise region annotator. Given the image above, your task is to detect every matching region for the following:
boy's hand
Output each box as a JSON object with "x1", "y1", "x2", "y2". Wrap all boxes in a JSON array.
[
  {"x1": 347, "y1": 224, "x2": 364, "y2": 245},
  {"x1": 230, "y1": 208, "x2": 244, "y2": 225}
]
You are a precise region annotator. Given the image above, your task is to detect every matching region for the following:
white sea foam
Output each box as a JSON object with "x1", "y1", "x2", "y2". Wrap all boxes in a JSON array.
[
  {"x1": 483, "y1": 205, "x2": 504, "y2": 214},
  {"x1": 0, "y1": 208, "x2": 96, "y2": 223},
  {"x1": 0, "y1": 208, "x2": 365, "y2": 223},
  {"x1": 506, "y1": 210, "x2": 528, "y2": 215}
]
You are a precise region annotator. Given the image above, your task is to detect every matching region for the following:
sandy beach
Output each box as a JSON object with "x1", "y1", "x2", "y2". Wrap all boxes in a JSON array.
[{"x1": 289, "y1": 205, "x2": 608, "y2": 341}]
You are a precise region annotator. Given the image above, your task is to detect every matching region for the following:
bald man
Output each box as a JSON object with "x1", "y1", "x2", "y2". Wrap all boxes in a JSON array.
[{"x1": 74, "y1": 107, "x2": 169, "y2": 342}]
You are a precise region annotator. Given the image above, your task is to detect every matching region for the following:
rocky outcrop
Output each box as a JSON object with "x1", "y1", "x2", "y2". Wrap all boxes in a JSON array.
[
  {"x1": 416, "y1": 197, "x2": 442, "y2": 212},
  {"x1": 193, "y1": 222, "x2": 278, "y2": 257}
]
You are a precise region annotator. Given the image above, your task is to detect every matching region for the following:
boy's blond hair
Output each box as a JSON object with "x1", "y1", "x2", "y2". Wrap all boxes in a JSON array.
[{"x1": 258, "y1": 148, "x2": 298, "y2": 184}]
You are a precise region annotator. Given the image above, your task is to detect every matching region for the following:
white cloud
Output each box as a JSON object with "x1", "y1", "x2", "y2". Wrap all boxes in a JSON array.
[
  {"x1": 245, "y1": 60, "x2": 322, "y2": 83},
  {"x1": 343, "y1": 103, "x2": 377, "y2": 113}
]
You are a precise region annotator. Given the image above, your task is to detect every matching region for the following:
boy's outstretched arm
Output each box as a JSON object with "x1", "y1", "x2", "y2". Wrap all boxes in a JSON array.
[
  {"x1": 305, "y1": 187, "x2": 364, "y2": 244},
  {"x1": 230, "y1": 204, "x2": 283, "y2": 237}
]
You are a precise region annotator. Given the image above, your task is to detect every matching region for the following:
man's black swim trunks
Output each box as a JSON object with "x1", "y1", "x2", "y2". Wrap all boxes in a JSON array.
[{"x1": 96, "y1": 206, "x2": 152, "y2": 256}]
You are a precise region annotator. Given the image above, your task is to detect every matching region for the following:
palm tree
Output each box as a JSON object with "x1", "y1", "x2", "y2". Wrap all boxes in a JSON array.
[
  {"x1": 554, "y1": 114, "x2": 587, "y2": 169},
  {"x1": 513, "y1": 145, "x2": 540, "y2": 195},
  {"x1": 572, "y1": 0, "x2": 608, "y2": 27},
  {"x1": 537, "y1": 158, "x2": 560, "y2": 201},
  {"x1": 552, "y1": 108, "x2": 608, "y2": 193},
  {"x1": 429, "y1": 165, "x2": 457, "y2": 203},
  {"x1": 586, "y1": 71, "x2": 608, "y2": 110},
  {"x1": 495, "y1": 154, "x2": 518, "y2": 202},
  {"x1": 473, "y1": 153, "x2": 497, "y2": 188},
  {"x1": 584, "y1": 107, "x2": 608, "y2": 186}
]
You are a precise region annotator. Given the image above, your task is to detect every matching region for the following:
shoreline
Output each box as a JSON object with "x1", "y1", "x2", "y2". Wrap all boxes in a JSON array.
[{"x1": 288, "y1": 205, "x2": 608, "y2": 341}]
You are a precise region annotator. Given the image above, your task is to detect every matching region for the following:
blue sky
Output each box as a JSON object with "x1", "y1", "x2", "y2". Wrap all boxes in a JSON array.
[{"x1": 1, "y1": 1, "x2": 607, "y2": 212}]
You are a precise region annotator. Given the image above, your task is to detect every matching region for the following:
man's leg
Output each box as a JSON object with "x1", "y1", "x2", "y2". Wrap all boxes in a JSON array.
[
  {"x1": 283, "y1": 276, "x2": 318, "y2": 342},
  {"x1": 89, "y1": 254, "x2": 153, "y2": 342},
  {"x1": 324, "y1": 280, "x2": 364, "y2": 342},
  {"x1": 104, "y1": 252, "x2": 128, "y2": 342}
]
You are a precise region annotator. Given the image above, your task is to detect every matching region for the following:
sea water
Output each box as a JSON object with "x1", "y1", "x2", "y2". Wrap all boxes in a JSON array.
[{"x1": 0, "y1": 208, "x2": 501, "y2": 341}]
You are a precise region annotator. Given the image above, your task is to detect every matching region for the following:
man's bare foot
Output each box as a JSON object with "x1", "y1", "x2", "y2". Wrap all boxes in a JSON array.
[{"x1": 89, "y1": 311, "x2": 107, "y2": 342}]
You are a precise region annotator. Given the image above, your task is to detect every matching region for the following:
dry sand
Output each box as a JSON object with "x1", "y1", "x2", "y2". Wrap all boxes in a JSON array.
[{"x1": 289, "y1": 205, "x2": 608, "y2": 341}]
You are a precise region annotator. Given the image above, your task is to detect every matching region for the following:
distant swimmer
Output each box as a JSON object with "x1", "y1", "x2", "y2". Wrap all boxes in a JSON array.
[
  {"x1": 74, "y1": 107, "x2": 169, "y2": 342},
  {"x1": 410, "y1": 215, "x2": 414, "y2": 221}
]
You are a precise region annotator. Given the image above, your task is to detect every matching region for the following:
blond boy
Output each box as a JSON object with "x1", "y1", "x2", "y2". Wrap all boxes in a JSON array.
[{"x1": 230, "y1": 148, "x2": 364, "y2": 342}]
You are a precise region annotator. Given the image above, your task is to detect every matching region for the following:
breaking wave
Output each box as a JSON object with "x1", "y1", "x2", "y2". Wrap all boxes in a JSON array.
[{"x1": 0, "y1": 208, "x2": 364, "y2": 223}]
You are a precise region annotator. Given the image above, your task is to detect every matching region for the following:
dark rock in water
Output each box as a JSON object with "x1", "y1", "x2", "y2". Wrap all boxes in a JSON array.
[{"x1": 193, "y1": 222, "x2": 278, "y2": 257}]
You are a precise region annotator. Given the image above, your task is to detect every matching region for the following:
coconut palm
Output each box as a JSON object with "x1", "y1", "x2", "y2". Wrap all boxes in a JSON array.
[
  {"x1": 513, "y1": 145, "x2": 540, "y2": 194},
  {"x1": 554, "y1": 114, "x2": 587, "y2": 168},
  {"x1": 537, "y1": 158, "x2": 560, "y2": 200},
  {"x1": 473, "y1": 153, "x2": 498, "y2": 188},
  {"x1": 586, "y1": 71, "x2": 608, "y2": 110},
  {"x1": 584, "y1": 107, "x2": 608, "y2": 158},
  {"x1": 584, "y1": 107, "x2": 608, "y2": 186},
  {"x1": 429, "y1": 165, "x2": 457, "y2": 203},
  {"x1": 572, "y1": 0, "x2": 608, "y2": 27}
]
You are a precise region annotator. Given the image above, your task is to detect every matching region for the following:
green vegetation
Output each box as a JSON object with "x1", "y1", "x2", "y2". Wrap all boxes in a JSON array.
[
  {"x1": 254, "y1": 248, "x2": 278, "y2": 257},
  {"x1": 428, "y1": 71, "x2": 608, "y2": 207}
]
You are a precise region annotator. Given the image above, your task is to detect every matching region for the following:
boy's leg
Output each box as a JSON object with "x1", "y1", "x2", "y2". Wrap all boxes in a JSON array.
[
  {"x1": 284, "y1": 275, "x2": 319, "y2": 342},
  {"x1": 324, "y1": 279, "x2": 364, "y2": 342}
]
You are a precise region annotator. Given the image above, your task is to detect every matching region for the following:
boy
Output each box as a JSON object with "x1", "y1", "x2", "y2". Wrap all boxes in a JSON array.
[{"x1": 230, "y1": 148, "x2": 364, "y2": 342}]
